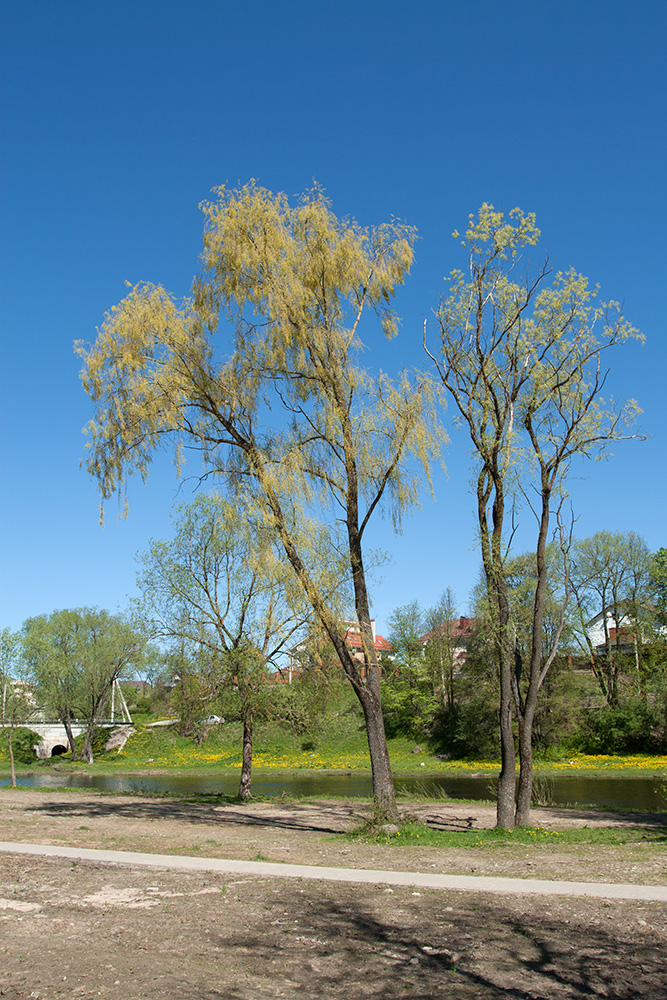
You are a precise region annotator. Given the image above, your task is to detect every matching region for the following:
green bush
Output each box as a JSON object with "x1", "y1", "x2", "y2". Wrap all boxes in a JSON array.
[
  {"x1": 573, "y1": 698, "x2": 664, "y2": 754},
  {"x1": 380, "y1": 681, "x2": 440, "y2": 739},
  {"x1": 432, "y1": 699, "x2": 499, "y2": 759},
  {"x1": 10, "y1": 727, "x2": 42, "y2": 764},
  {"x1": 73, "y1": 727, "x2": 110, "y2": 759}
]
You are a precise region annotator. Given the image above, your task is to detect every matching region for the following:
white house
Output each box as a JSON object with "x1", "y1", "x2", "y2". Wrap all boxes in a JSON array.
[{"x1": 586, "y1": 603, "x2": 666, "y2": 654}]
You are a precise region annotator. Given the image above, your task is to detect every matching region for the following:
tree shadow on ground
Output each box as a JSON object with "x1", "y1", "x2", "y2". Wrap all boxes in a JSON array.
[
  {"x1": 214, "y1": 889, "x2": 667, "y2": 999},
  {"x1": 19, "y1": 792, "x2": 667, "y2": 842},
  {"x1": 1, "y1": 852, "x2": 664, "y2": 1000},
  {"x1": 26, "y1": 794, "x2": 364, "y2": 834}
]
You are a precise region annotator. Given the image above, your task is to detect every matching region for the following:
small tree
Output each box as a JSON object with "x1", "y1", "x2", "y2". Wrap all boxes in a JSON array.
[
  {"x1": 76, "y1": 610, "x2": 146, "y2": 762},
  {"x1": 387, "y1": 602, "x2": 427, "y2": 703},
  {"x1": 1, "y1": 628, "x2": 37, "y2": 786},
  {"x1": 426, "y1": 204, "x2": 642, "y2": 827},
  {"x1": 570, "y1": 531, "x2": 655, "y2": 703},
  {"x1": 138, "y1": 492, "x2": 311, "y2": 800},
  {"x1": 22, "y1": 610, "x2": 85, "y2": 757},
  {"x1": 422, "y1": 588, "x2": 460, "y2": 711},
  {"x1": 79, "y1": 184, "x2": 443, "y2": 818},
  {"x1": 23, "y1": 608, "x2": 146, "y2": 763}
]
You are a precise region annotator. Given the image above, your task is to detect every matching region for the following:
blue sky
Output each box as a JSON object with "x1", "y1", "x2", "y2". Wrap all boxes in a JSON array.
[{"x1": 1, "y1": 0, "x2": 665, "y2": 638}]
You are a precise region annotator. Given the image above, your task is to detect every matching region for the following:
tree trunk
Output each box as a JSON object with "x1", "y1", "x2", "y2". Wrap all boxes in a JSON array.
[
  {"x1": 633, "y1": 634, "x2": 644, "y2": 700},
  {"x1": 238, "y1": 713, "x2": 253, "y2": 801},
  {"x1": 357, "y1": 679, "x2": 397, "y2": 819},
  {"x1": 7, "y1": 731, "x2": 16, "y2": 788},
  {"x1": 514, "y1": 702, "x2": 536, "y2": 826},
  {"x1": 496, "y1": 645, "x2": 516, "y2": 829},
  {"x1": 81, "y1": 726, "x2": 94, "y2": 764},
  {"x1": 63, "y1": 718, "x2": 79, "y2": 759},
  {"x1": 261, "y1": 476, "x2": 398, "y2": 819},
  {"x1": 477, "y1": 468, "x2": 517, "y2": 829}
]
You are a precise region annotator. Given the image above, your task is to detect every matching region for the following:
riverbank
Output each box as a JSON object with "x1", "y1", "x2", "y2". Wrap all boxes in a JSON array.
[
  {"x1": 1, "y1": 788, "x2": 665, "y2": 883},
  {"x1": 3, "y1": 716, "x2": 667, "y2": 778}
]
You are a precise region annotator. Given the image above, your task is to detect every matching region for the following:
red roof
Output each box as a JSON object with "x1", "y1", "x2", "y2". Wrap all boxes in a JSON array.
[
  {"x1": 343, "y1": 628, "x2": 392, "y2": 653},
  {"x1": 419, "y1": 616, "x2": 475, "y2": 645}
]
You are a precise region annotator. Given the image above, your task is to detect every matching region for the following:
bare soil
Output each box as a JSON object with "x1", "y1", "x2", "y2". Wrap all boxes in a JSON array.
[{"x1": 0, "y1": 789, "x2": 665, "y2": 999}]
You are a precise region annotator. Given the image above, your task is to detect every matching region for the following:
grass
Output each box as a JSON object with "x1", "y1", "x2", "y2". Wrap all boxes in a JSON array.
[
  {"x1": 351, "y1": 821, "x2": 667, "y2": 848},
  {"x1": 1, "y1": 716, "x2": 666, "y2": 780}
]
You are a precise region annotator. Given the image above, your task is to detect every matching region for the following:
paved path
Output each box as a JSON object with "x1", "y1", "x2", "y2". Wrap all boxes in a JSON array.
[{"x1": 2, "y1": 840, "x2": 666, "y2": 901}]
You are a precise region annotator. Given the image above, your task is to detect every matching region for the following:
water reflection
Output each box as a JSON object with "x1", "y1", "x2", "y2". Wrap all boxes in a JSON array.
[{"x1": 5, "y1": 770, "x2": 666, "y2": 811}]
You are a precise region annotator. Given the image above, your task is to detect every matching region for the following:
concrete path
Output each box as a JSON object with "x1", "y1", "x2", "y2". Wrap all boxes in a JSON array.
[{"x1": 2, "y1": 841, "x2": 666, "y2": 901}]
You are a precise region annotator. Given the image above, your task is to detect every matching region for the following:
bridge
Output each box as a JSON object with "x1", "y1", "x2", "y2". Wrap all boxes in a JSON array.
[
  {"x1": 13, "y1": 679, "x2": 134, "y2": 758},
  {"x1": 29, "y1": 722, "x2": 87, "y2": 758}
]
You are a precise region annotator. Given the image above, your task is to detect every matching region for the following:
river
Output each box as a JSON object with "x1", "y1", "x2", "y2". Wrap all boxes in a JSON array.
[{"x1": 5, "y1": 770, "x2": 666, "y2": 811}]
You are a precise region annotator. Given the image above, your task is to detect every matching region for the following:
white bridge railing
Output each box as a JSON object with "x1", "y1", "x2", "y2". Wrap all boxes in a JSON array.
[{"x1": 4, "y1": 680, "x2": 134, "y2": 758}]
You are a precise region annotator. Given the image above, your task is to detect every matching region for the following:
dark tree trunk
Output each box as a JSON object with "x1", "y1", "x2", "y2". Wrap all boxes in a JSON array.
[
  {"x1": 496, "y1": 640, "x2": 516, "y2": 829},
  {"x1": 479, "y1": 469, "x2": 516, "y2": 829},
  {"x1": 238, "y1": 712, "x2": 253, "y2": 801},
  {"x1": 7, "y1": 731, "x2": 17, "y2": 788},
  {"x1": 357, "y1": 675, "x2": 396, "y2": 819},
  {"x1": 514, "y1": 703, "x2": 536, "y2": 826},
  {"x1": 63, "y1": 718, "x2": 79, "y2": 759},
  {"x1": 350, "y1": 547, "x2": 398, "y2": 820}
]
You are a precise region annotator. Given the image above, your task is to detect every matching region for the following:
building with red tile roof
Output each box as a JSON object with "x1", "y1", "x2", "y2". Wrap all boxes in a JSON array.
[
  {"x1": 279, "y1": 620, "x2": 392, "y2": 683},
  {"x1": 418, "y1": 616, "x2": 476, "y2": 668}
]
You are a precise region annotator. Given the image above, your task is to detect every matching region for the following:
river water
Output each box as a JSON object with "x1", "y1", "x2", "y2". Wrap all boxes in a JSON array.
[{"x1": 5, "y1": 770, "x2": 666, "y2": 811}]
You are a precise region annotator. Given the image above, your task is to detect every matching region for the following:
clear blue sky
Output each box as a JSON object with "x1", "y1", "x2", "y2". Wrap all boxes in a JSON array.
[{"x1": 1, "y1": 0, "x2": 665, "y2": 637}]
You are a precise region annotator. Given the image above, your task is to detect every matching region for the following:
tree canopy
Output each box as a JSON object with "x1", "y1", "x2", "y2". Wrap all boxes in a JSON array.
[
  {"x1": 22, "y1": 608, "x2": 146, "y2": 763},
  {"x1": 138, "y1": 492, "x2": 313, "y2": 798},
  {"x1": 426, "y1": 203, "x2": 642, "y2": 827},
  {"x1": 78, "y1": 183, "x2": 444, "y2": 815}
]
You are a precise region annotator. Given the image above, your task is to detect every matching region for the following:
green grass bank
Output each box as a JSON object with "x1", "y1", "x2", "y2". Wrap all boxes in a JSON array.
[{"x1": 2, "y1": 717, "x2": 667, "y2": 780}]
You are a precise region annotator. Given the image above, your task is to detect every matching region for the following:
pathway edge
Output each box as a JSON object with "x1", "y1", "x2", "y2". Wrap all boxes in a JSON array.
[{"x1": 1, "y1": 841, "x2": 666, "y2": 901}]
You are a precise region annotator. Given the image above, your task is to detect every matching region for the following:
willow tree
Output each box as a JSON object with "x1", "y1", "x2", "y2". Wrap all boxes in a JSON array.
[
  {"x1": 138, "y1": 492, "x2": 312, "y2": 800},
  {"x1": 78, "y1": 183, "x2": 441, "y2": 817},
  {"x1": 426, "y1": 204, "x2": 642, "y2": 828}
]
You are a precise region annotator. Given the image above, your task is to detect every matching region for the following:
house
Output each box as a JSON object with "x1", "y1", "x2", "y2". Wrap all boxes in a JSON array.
[
  {"x1": 586, "y1": 604, "x2": 665, "y2": 655},
  {"x1": 280, "y1": 620, "x2": 392, "y2": 683},
  {"x1": 418, "y1": 616, "x2": 476, "y2": 669}
]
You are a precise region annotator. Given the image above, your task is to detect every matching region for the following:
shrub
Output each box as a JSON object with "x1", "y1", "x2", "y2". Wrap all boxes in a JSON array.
[
  {"x1": 380, "y1": 681, "x2": 440, "y2": 739},
  {"x1": 432, "y1": 699, "x2": 499, "y2": 759},
  {"x1": 10, "y1": 727, "x2": 42, "y2": 764},
  {"x1": 574, "y1": 698, "x2": 663, "y2": 754}
]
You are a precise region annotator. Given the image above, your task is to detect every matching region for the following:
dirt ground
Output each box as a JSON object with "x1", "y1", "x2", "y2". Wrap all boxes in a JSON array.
[{"x1": 0, "y1": 789, "x2": 666, "y2": 999}]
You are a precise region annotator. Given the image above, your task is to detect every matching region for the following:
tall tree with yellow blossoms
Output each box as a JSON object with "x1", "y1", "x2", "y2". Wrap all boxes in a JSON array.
[{"x1": 78, "y1": 184, "x2": 443, "y2": 817}]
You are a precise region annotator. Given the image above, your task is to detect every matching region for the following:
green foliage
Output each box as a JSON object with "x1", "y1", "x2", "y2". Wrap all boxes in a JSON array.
[
  {"x1": 651, "y1": 547, "x2": 667, "y2": 627},
  {"x1": 445, "y1": 704, "x2": 498, "y2": 759},
  {"x1": 21, "y1": 607, "x2": 146, "y2": 763},
  {"x1": 530, "y1": 657, "x2": 586, "y2": 751},
  {"x1": 380, "y1": 681, "x2": 440, "y2": 739},
  {"x1": 573, "y1": 697, "x2": 665, "y2": 754},
  {"x1": 125, "y1": 692, "x2": 152, "y2": 716},
  {"x1": 382, "y1": 591, "x2": 464, "y2": 739},
  {"x1": 73, "y1": 727, "x2": 110, "y2": 760},
  {"x1": 10, "y1": 728, "x2": 42, "y2": 764}
]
